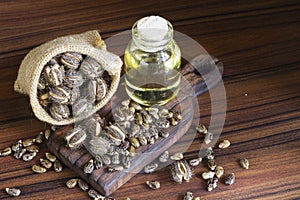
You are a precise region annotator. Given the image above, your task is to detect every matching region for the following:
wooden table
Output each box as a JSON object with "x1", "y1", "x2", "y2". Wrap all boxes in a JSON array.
[{"x1": 0, "y1": 0, "x2": 299, "y2": 199}]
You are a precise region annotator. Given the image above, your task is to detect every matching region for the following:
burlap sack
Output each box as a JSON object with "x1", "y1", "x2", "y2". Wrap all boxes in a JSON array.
[{"x1": 14, "y1": 30, "x2": 122, "y2": 125}]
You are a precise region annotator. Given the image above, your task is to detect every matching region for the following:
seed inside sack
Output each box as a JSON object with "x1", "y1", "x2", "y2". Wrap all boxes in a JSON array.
[{"x1": 37, "y1": 53, "x2": 111, "y2": 121}]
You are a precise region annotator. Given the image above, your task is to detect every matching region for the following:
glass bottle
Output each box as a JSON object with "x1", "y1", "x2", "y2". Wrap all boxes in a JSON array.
[{"x1": 124, "y1": 16, "x2": 181, "y2": 106}]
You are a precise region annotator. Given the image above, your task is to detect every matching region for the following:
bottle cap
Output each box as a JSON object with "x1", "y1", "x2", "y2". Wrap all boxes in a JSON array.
[
  {"x1": 137, "y1": 16, "x2": 168, "y2": 42},
  {"x1": 134, "y1": 16, "x2": 172, "y2": 52}
]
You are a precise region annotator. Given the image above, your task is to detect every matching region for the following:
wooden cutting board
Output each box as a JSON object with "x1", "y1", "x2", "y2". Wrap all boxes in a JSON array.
[{"x1": 47, "y1": 55, "x2": 223, "y2": 196}]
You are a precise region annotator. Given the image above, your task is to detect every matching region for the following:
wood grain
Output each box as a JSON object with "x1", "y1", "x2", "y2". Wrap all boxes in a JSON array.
[{"x1": 0, "y1": 0, "x2": 299, "y2": 199}]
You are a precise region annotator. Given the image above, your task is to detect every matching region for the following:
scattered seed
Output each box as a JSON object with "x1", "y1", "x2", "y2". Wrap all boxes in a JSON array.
[
  {"x1": 45, "y1": 152, "x2": 56, "y2": 162},
  {"x1": 26, "y1": 145, "x2": 39, "y2": 153},
  {"x1": 54, "y1": 159, "x2": 63, "y2": 172},
  {"x1": 224, "y1": 173, "x2": 235, "y2": 185},
  {"x1": 144, "y1": 163, "x2": 158, "y2": 174},
  {"x1": 215, "y1": 166, "x2": 224, "y2": 178},
  {"x1": 168, "y1": 111, "x2": 175, "y2": 119},
  {"x1": 35, "y1": 131, "x2": 44, "y2": 144},
  {"x1": 130, "y1": 101, "x2": 142, "y2": 111},
  {"x1": 11, "y1": 140, "x2": 22, "y2": 152},
  {"x1": 129, "y1": 137, "x2": 140, "y2": 148},
  {"x1": 208, "y1": 159, "x2": 216, "y2": 171},
  {"x1": 183, "y1": 191, "x2": 193, "y2": 200},
  {"x1": 128, "y1": 145, "x2": 136, "y2": 157},
  {"x1": 78, "y1": 179, "x2": 89, "y2": 191},
  {"x1": 88, "y1": 189, "x2": 104, "y2": 199},
  {"x1": 66, "y1": 178, "x2": 78, "y2": 189},
  {"x1": 22, "y1": 152, "x2": 37, "y2": 161},
  {"x1": 32, "y1": 164, "x2": 47, "y2": 173},
  {"x1": 0, "y1": 147, "x2": 12, "y2": 156},
  {"x1": 204, "y1": 132, "x2": 213, "y2": 144},
  {"x1": 171, "y1": 169, "x2": 183, "y2": 184},
  {"x1": 159, "y1": 130, "x2": 169, "y2": 138},
  {"x1": 196, "y1": 124, "x2": 207, "y2": 134},
  {"x1": 5, "y1": 187, "x2": 21, "y2": 197},
  {"x1": 149, "y1": 137, "x2": 155, "y2": 144},
  {"x1": 40, "y1": 158, "x2": 52, "y2": 169},
  {"x1": 172, "y1": 160, "x2": 192, "y2": 183},
  {"x1": 44, "y1": 129, "x2": 51, "y2": 140},
  {"x1": 202, "y1": 171, "x2": 215, "y2": 180},
  {"x1": 108, "y1": 165, "x2": 124, "y2": 172},
  {"x1": 207, "y1": 185, "x2": 213, "y2": 192},
  {"x1": 205, "y1": 147, "x2": 214, "y2": 160},
  {"x1": 159, "y1": 151, "x2": 169, "y2": 163},
  {"x1": 188, "y1": 158, "x2": 202, "y2": 166},
  {"x1": 134, "y1": 113, "x2": 143, "y2": 125},
  {"x1": 170, "y1": 152, "x2": 183, "y2": 161},
  {"x1": 207, "y1": 177, "x2": 218, "y2": 191},
  {"x1": 83, "y1": 159, "x2": 94, "y2": 174},
  {"x1": 22, "y1": 138, "x2": 35, "y2": 147},
  {"x1": 141, "y1": 110, "x2": 152, "y2": 124},
  {"x1": 119, "y1": 140, "x2": 130, "y2": 151},
  {"x1": 147, "y1": 107, "x2": 159, "y2": 120},
  {"x1": 158, "y1": 108, "x2": 170, "y2": 118},
  {"x1": 156, "y1": 119, "x2": 170, "y2": 129},
  {"x1": 171, "y1": 165, "x2": 183, "y2": 184},
  {"x1": 93, "y1": 158, "x2": 103, "y2": 169},
  {"x1": 170, "y1": 117, "x2": 178, "y2": 126},
  {"x1": 240, "y1": 158, "x2": 249, "y2": 169},
  {"x1": 66, "y1": 127, "x2": 86, "y2": 149},
  {"x1": 14, "y1": 148, "x2": 26, "y2": 159},
  {"x1": 172, "y1": 110, "x2": 182, "y2": 120},
  {"x1": 146, "y1": 181, "x2": 160, "y2": 190},
  {"x1": 194, "y1": 197, "x2": 201, "y2": 200},
  {"x1": 218, "y1": 139, "x2": 231, "y2": 149},
  {"x1": 138, "y1": 135, "x2": 147, "y2": 146}
]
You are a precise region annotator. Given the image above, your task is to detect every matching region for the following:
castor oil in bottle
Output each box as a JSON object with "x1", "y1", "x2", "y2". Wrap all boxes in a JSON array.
[{"x1": 125, "y1": 16, "x2": 181, "y2": 106}]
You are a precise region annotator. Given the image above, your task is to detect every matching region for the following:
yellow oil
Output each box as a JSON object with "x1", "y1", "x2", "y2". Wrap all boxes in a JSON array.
[{"x1": 124, "y1": 41, "x2": 181, "y2": 106}]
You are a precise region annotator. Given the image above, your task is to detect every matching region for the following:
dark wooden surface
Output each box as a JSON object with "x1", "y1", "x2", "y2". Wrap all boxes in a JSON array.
[{"x1": 0, "y1": 0, "x2": 299, "y2": 199}]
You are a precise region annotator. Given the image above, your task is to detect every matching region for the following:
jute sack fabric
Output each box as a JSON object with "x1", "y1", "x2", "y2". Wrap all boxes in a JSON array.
[{"x1": 14, "y1": 30, "x2": 122, "y2": 125}]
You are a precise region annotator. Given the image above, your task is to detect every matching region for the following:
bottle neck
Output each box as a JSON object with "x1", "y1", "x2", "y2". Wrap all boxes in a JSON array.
[{"x1": 132, "y1": 21, "x2": 174, "y2": 52}]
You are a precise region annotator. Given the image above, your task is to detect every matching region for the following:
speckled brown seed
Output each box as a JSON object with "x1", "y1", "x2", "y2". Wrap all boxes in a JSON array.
[
  {"x1": 224, "y1": 173, "x2": 235, "y2": 185},
  {"x1": 66, "y1": 178, "x2": 78, "y2": 189},
  {"x1": 5, "y1": 188, "x2": 21, "y2": 197},
  {"x1": 218, "y1": 139, "x2": 231, "y2": 149},
  {"x1": 170, "y1": 152, "x2": 183, "y2": 161},
  {"x1": 54, "y1": 159, "x2": 63, "y2": 172},
  {"x1": 196, "y1": 124, "x2": 207, "y2": 134},
  {"x1": 146, "y1": 181, "x2": 160, "y2": 190},
  {"x1": 40, "y1": 158, "x2": 52, "y2": 169},
  {"x1": 215, "y1": 166, "x2": 224, "y2": 178},
  {"x1": 240, "y1": 158, "x2": 249, "y2": 169},
  {"x1": 0, "y1": 147, "x2": 12, "y2": 156},
  {"x1": 45, "y1": 152, "x2": 56, "y2": 162},
  {"x1": 32, "y1": 165, "x2": 47, "y2": 174},
  {"x1": 78, "y1": 179, "x2": 89, "y2": 191}
]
